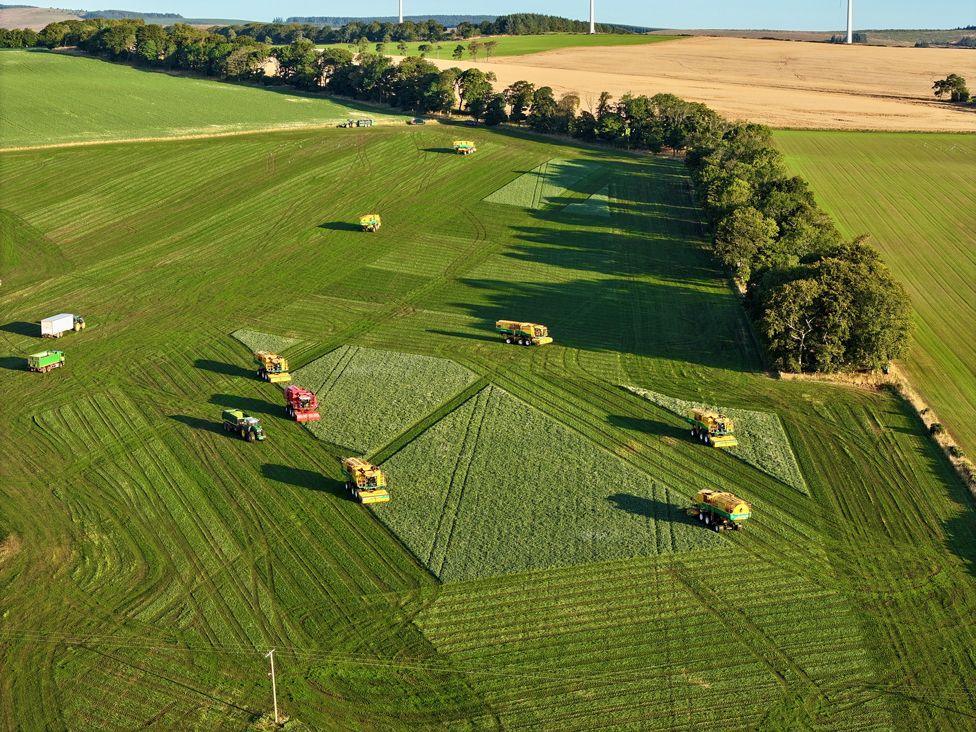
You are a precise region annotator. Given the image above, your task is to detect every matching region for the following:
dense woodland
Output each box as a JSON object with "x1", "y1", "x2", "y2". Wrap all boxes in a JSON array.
[{"x1": 1, "y1": 18, "x2": 911, "y2": 373}]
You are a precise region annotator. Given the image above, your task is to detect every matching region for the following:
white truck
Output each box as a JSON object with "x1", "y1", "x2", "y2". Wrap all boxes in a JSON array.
[{"x1": 40, "y1": 313, "x2": 85, "y2": 338}]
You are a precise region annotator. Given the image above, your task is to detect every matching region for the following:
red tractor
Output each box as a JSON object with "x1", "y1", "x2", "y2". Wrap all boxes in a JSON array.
[{"x1": 284, "y1": 385, "x2": 321, "y2": 423}]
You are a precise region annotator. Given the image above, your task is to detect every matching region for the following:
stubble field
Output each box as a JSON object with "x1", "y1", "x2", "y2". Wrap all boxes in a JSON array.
[{"x1": 412, "y1": 35, "x2": 976, "y2": 131}]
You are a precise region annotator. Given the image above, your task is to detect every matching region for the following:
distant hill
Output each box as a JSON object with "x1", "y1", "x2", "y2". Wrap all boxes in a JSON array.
[
  {"x1": 286, "y1": 15, "x2": 496, "y2": 27},
  {"x1": 0, "y1": 4, "x2": 250, "y2": 28}
]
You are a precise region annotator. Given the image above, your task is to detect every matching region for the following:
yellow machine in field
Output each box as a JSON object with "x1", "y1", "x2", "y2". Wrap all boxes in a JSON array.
[
  {"x1": 360, "y1": 214, "x2": 382, "y2": 232},
  {"x1": 453, "y1": 140, "x2": 477, "y2": 155},
  {"x1": 686, "y1": 408, "x2": 737, "y2": 448},
  {"x1": 689, "y1": 489, "x2": 752, "y2": 531},
  {"x1": 496, "y1": 320, "x2": 553, "y2": 346},
  {"x1": 255, "y1": 351, "x2": 290, "y2": 383},
  {"x1": 340, "y1": 457, "x2": 390, "y2": 504}
]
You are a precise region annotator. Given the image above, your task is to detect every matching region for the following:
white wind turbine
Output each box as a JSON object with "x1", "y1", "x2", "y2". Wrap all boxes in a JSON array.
[
  {"x1": 589, "y1": 0, "x2": 596, "y2": 34},
  {"x1": 846, "y1": 0, "x2": 854, "y2": 44},
  {"x1": 399, "y1": 0, "x2": 404, "y2": 24}
]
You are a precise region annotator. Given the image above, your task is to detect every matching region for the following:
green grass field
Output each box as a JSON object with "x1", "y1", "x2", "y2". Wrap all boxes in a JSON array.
[
  {"x1": 320, "y1": 32, "x2": 681, "y2": 59},
  {"x1": 0, "y1": 58, "x2": 974, "y2": 728},
  {"x1": 0, "y1": 49, "x2": 403, "y2": 148},
  {"x1": 776, "y1": 130, "x2": 976, "y2": 455}
]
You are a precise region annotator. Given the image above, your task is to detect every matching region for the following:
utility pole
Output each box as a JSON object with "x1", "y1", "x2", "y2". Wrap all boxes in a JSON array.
[{"x1": 266, "y1": 649, "x2": 279, "y2": 724}]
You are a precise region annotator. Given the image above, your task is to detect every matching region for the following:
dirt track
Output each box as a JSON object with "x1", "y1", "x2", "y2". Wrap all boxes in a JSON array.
[{"x1": 416, "y1": 37, "x2": 976, "y2": 131}]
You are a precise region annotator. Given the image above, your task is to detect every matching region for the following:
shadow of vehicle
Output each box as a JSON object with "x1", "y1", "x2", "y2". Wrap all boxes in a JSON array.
[
  {"x1": 194, "y1": 359, "x2": 253, "y2": 378},
  {"x1": 261, "y1": 463, "x2": 345, "y2": 497},
  {"x1": 0, "y1": 322, "x2": 37, "y2": 337}
]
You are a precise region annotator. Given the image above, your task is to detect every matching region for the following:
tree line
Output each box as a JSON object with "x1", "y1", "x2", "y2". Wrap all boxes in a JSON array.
[
  {"x1": 0, "y1": 12, "x2": 639, "y2": 50},
  {"x1": 1, "y1": 22, "x2": 910, "y2": 374}
]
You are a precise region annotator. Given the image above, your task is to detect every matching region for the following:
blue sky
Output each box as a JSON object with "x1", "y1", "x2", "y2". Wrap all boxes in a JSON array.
[{"x1": 68, "y1": 0, "x2": 973, "y2": 28}]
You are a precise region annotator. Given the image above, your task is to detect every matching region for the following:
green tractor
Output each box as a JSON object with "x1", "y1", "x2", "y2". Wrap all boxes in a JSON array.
[{"x1": 222, "y1": 409, "x2": 266, "y2": 442}]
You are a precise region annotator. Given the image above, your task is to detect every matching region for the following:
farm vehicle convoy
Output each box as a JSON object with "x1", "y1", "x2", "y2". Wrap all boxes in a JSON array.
[{"x1": 18, "y1": 307, "x2": 753, "y2": 525}]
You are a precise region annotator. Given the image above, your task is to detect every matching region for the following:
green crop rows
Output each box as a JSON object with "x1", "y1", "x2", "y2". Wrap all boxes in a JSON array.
[
  {"x1": 484, "y1": 157, "x2": 608, "y2": 209},
  {"x1": 292, "y1": 345, "x2": 476, "y2": 453},
  {"x1": 379, "y1": 385, "x2": 720, "y2": 581},
  {"x1": 776, "y1": 130, "x2": 976, "y2": 455},
  {"x1": 1, "y1": 54, "x2": 974, "y2": 728},
  {"x1": 626, "y1": 385, "x2": 809, "y2": 494}
]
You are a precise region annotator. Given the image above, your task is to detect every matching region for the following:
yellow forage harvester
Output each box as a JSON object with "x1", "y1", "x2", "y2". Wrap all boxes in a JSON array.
[
  {"x1": 360, "y1": 214, "x2": 382, "y2": 232},
  {"x1": 495, "y1": 320, "x2": 553, "y2": 346},
  {"x1": 686, "y1": 408, "x2": 737, "y2": 448},
  {"x1": 340, "y1": 457, "x2": 390, "y2": 504},
  {"x1": 255, "y1": 351, "x2": 290, "y2": 383}
]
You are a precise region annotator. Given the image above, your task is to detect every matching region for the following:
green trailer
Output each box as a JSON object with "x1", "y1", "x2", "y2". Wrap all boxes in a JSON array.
[
  {"x1": 222, "y1": 409, "x2": 266, "y2": 442},
  {"x1": 27, "y1": 350, "x2": 64, "y2": 373}
]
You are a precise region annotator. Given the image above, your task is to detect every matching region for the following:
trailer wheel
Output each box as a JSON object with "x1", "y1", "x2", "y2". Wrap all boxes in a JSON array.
[
  {"x1": 698, "y1": 512, "x2": 704, "y2": 521},
  {"x1": 505, "y1": 337, "x2": 512, "y2": 344},
  {"x1": 703, "y1": 514, "x2": 709, "y2": 525}
]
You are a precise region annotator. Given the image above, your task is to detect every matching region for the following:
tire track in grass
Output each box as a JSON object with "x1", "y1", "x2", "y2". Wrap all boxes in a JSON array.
[{"x1": 427, "y1": 386, "x2": 492, "y2": 576}]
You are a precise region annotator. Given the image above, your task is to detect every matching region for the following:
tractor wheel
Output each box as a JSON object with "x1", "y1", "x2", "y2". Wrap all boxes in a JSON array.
[
  {"x1": 247, "y1": 431, "x2": 255, "y2": 442},
  {"x1": 704, "y1": 434, "x2": 711, "y2": 446},
  {"x1": 239, "y1": 428, "x2": 246, "y2": 439}
]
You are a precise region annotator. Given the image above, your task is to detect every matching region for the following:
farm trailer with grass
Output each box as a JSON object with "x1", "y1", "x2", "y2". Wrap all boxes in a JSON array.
[
  {"x1": 26, "y1": 350, "x2": 64, "y2": 373},
  {"x1": 0, "y1": 83, "x2": 974, "y2": 730}
]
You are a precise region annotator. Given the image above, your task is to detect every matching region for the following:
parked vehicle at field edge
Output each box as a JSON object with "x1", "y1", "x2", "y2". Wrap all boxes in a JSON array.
[
  {"x1": 407, "y1": 118, "x2": 426, "y2": 125},
  {"x1": 27, "y1": 350, "x2": 64, "y2": 373},
  {"x1": 40, "y1": 313, "x2": 84, "y2": 338},
  {"x1": 690, "y1": 489, "x2": 752, "y2": 531}
]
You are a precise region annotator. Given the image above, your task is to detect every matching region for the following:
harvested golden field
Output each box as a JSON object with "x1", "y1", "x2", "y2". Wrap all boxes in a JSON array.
[
  {"x1": 0, "y1": 7, "x2": 82, "y2": 30},
  {"x1": 417, "y1": 36, "x2": 976, "y2": 131}
]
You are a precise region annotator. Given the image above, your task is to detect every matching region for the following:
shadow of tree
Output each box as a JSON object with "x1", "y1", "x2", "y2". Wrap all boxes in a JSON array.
[{"x1": 261, "y1": 463, "x2": 345, "y2": 498}]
